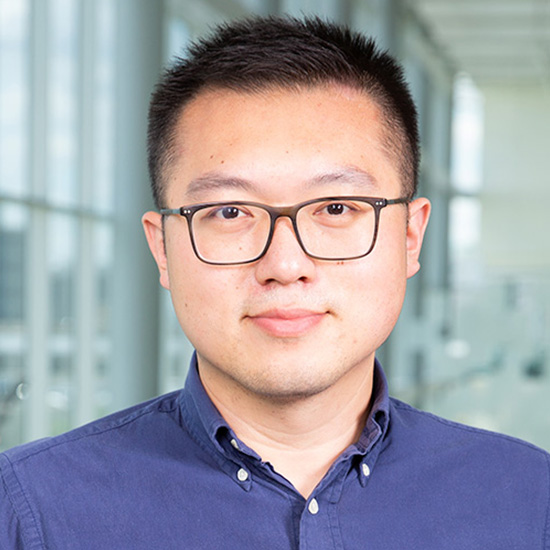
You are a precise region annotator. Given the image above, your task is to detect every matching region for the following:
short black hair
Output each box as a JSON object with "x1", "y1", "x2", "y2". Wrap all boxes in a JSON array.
[{"x1": 147, "y1": 16, "x2": 420, "y2": 208}]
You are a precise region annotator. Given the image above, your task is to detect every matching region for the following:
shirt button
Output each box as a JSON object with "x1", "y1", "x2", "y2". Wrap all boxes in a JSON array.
[
  {"x1": 237, "y1": 468, "x2": 249, "y2": 482},
  {"x1": 308, "y1": 498, "x2": 319, "y2": 515},
  {"x1": 230, "y1": 438, "x2": 239, "y2": 450},
  {"x1": 361, "y1": 463, "x2": 371, "y2": 477}
]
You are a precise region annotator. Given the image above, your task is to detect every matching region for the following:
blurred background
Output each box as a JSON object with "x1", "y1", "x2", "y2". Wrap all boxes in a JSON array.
[{"x1": 0, "y1": 0, "x2": 549, "y2": 451}]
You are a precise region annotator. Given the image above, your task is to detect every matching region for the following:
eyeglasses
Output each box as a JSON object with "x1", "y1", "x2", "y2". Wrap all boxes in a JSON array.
[{"x1": 160, "y1": 196, "x2": 409, "y2": 265}]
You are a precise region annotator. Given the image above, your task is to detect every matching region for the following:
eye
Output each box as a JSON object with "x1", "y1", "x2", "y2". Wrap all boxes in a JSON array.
[
  {"x1": 306, "y1": 200, "x2": 365, "y2": 228},
  {"x1": 207, "y1": 205, "x2": 250, "y2": 220},
  {"x1": 325, "y1": 202, "x2": 348, "y2": 215},
  {"x1": 219, "y1": 206, "x2": 242, "y2": 219},
  {"x1": 316, "y1": 201, "x2": 356, "y2": 216}
]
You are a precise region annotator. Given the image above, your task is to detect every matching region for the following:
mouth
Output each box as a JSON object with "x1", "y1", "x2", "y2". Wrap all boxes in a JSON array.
[{"x1": 246, "y1": 308, "x2": 328, "y2": 338}]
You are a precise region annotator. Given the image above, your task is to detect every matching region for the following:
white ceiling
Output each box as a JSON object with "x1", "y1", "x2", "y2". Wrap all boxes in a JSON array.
[{"x1": 409, "y1": 0, "x2": 550, "y2": 87}]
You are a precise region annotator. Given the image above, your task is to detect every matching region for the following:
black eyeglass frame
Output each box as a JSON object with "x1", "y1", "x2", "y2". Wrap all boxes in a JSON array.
[{"x1": 160, "y1": 196, "x2": 409, "y2": 265}]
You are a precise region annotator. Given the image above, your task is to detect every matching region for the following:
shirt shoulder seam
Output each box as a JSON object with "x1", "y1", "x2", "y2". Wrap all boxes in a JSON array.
[
  {"x1": 390, "y1": 397, "x2": 549, "y2": 457},
  {"x1": 5, "y1": 394, "x2": 180, "y2": 465}
]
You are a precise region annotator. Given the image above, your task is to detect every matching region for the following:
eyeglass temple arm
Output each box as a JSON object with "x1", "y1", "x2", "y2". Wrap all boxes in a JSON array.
[
  {"x1": 384, "y1": 197, "x2": 410, "y2": 206},
  {"x1": 160, "y1": 208, "x2": 184, "y2": 215}
]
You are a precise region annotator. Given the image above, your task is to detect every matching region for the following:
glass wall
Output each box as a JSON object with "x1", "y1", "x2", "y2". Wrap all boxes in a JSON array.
[
  {"x1": 422, "y1": 77, "x2": 550, "y2": 448},
  {"x1": 0, "y1": 0, "x2": 116, "y2": 448}
]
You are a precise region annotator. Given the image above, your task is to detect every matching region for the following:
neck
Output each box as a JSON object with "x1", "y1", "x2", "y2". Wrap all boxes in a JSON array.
[{"x1": 199, "y1": 359, "x2": 374, "y2": 498}]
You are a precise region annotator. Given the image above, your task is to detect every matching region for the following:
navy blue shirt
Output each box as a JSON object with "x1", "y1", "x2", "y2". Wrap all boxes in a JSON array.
[{"x1": 1, "y1": 357, "x2": 549, "y2": 549}]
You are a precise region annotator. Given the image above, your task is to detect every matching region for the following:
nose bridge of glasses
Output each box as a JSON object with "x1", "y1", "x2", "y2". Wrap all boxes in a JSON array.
[
  {"x1": 267, "y1": 203, "x2": 300, "y2": 218},
  {"x1": 265, "y1": 203, "x2": 301, "y2": 231},
  {"x1": 263, "y1": 204, "x2": 307, "y2": 253}
]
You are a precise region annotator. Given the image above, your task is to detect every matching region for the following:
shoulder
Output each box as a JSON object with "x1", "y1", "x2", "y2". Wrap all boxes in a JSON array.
[
  {"x1": 390, "y1": 397, "x2": 547, "y2": 451},
  {"x1": 1, "y1": 390, "x2": 182, "y2": 468},
  {"x1": 0, "y1": 390, "x2": 204, "y2": 549},
  {"x1": 365, "y1": 399, "x2": 550, "y2": 548},
  {"x1": 0, "y1": 391, "x2": 183, "y2": 549},
  {"x1": 387, "y1": 396, "x2": 550, "y2": 485}
]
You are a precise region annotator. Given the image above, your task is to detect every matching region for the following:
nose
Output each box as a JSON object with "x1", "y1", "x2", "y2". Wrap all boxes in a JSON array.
[{"x1": 254, "y1": 217, "x2": 316, "y2": 285}]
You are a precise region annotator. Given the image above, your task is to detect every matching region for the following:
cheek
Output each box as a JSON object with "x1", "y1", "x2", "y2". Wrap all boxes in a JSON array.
[
  {"x1": 165, "y1": 230, "x2": 215, "y2": 317},
  {"x1": 350, "y1": 262, "x2": 406, "y2": 317},
  {"x1": 341, "y1": 236, "x2": 408, "y2": 336},
  {"x1": 166, "y1": 255, "x2": 242, "y2": 343}
]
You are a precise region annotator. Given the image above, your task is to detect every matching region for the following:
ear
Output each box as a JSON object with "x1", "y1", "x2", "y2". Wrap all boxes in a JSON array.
[
  {"x1": 405, "y1": 197, "x2": 431, "y2": 279},
  {"x1": 142, "y1": 211, "x2": 170, "y2": 290}
]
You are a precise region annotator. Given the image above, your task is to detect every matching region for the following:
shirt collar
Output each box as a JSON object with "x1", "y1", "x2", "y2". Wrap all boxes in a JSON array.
[
  {"x1": 356, "y1": 357, "x2": 391, "y2": 453},
  {"x1": 178, "y1": 352, "x2": 391, "y2": 465},
  {"x1": 178, "y1": 353, "x2": 233, "y2": 456}
]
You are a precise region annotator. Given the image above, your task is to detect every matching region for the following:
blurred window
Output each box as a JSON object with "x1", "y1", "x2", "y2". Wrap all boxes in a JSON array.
[{"x1": 0, "y1": 0, "x2": 116, "y2": 449}]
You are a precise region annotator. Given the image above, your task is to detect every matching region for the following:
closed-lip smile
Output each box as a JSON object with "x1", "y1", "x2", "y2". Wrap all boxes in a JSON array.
[{"x1": 246, "y1": 308, "x2": 328, "y2": 338}]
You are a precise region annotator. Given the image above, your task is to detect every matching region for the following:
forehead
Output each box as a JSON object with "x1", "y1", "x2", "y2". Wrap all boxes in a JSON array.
[{"x1": 165, "y1": 85, "x2": 401, "y2": 203}]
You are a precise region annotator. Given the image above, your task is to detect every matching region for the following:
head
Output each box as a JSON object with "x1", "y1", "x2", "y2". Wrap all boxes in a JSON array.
[
  {"x1": 142, "y1": 16, "x2": 430, "y2": 405},
  {"x1": 147, "y1": 16, "x2": 420, "y2": 209}
]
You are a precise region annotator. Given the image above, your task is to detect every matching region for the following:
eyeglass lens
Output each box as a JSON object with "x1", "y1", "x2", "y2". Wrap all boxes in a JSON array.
[{"x1": 190, "y1": 199, "x2": 377, "y2": 264}]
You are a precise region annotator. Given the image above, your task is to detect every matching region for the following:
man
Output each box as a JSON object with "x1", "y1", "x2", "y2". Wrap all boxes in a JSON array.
[{"x1": 1, "y1": 16, "x2": 548, "y2": 550}]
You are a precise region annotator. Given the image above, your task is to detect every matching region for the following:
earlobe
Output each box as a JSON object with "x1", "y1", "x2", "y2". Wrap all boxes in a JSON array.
[
  {"x1": 142, "y1": 211, "x2": 170, "y2": 290},
  {"x1": 405, "y1": 198, "x2": 431, "y2": 279}
]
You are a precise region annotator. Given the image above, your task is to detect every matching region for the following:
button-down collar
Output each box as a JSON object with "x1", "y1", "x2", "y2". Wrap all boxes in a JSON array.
[{"x1": 178, "y1": 353, "x2": 391, "y2": 494}]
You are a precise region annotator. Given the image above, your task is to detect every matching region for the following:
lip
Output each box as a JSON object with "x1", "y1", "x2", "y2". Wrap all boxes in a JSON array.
[{"x1": 246, "y1": 308, "x2": 327, "y2": 338}]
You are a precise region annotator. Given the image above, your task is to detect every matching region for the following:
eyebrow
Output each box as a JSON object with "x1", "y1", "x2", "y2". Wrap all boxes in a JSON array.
[
  {"x1": 184, "y1": 166, "x2": 380, "y2": 201},
  {"x1": 185, "y1": 174, "x2": 255, "y2": 200},
  {"x1": 308, "y1": 166, "x2": 379, "y2": 190}
]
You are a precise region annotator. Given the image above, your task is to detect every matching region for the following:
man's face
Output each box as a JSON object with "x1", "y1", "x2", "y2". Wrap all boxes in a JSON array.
[{"x1": 143, "y1": 85, "x2": 430, "y2": 401}]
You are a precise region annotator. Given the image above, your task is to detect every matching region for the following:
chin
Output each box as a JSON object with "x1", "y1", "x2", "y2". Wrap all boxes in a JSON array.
[
  {"x1": 245, "y1": 381, "x2": 333, "y2": 404},
  {"x1": 238, "y1": 364, "x2": 342, "y2": 402}
]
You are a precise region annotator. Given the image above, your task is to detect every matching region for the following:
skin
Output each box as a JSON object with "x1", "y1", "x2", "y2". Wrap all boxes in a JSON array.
[{"x1": 143, "y1": 84, "x2": 430, "y2": 497}]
